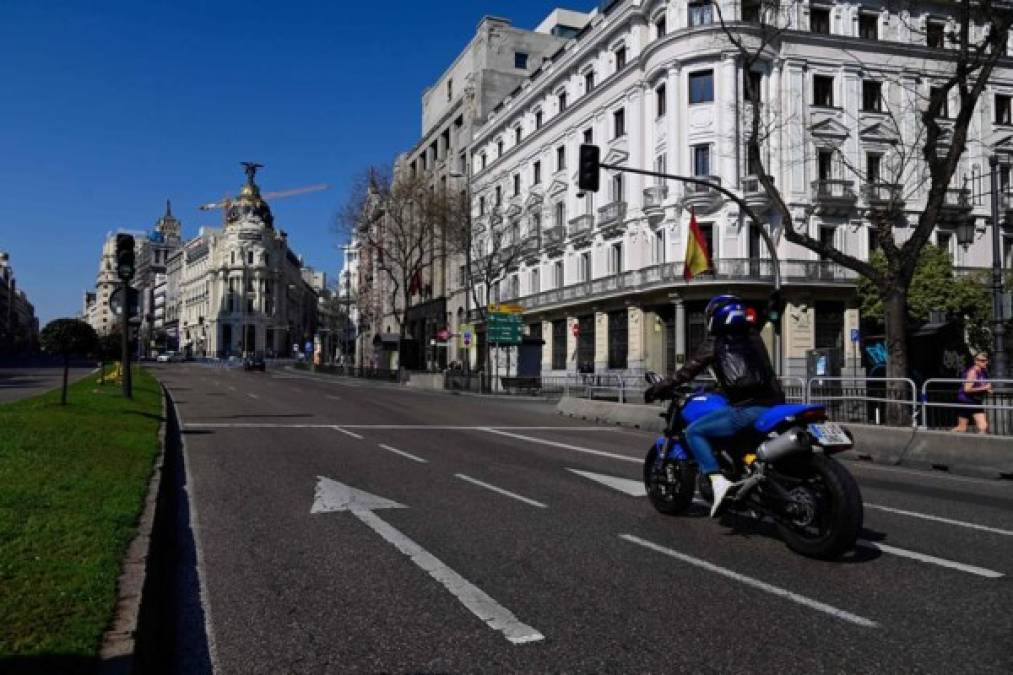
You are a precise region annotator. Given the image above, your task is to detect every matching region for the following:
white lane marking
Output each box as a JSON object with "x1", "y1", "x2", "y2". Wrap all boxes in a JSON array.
[
  {"x1": 332, "y1": 426, "x2": 363, "y2": 440},
  {"x1": 455, "y1": 474, "x2": 548, "y2": 508},
  {"x1": 359, "y1": 509, "x2": 542, "y2": 643},
  {"x1": 227, "y1": 386, "x2": 237, "y2": 392},
  {"x1": 847, "y1": 460, "x2": 1002, "y2": 486},
  {"x1": 855, "y1": 540, "x2": 1004, "y2": 578},
  {"x1": 182, "y1": 423, "x2": 612, "y2": 431},
  {"x1": 312, "y1": 477, "x2": 542, "y2": 644},
  {"x1": 247, "y1": 393, "x2": 259, "y2": 399},
  {"x1": 378, "y1": 443, "x2": 428, "y2": 463},
  {"x1": 621, "y1": 534, "x2": 878, "y2": 628},
  {"x1": 864, "y1": 503, "x2": 1013, "y2": 537},
  {"x1": 326, "y1": 395, "x2": 342, "y2": 401},
  {"x1": 568, "y1": 469, "x2": 646, "y2": 496},
  {"x1": 482, "y1": 428, "x2": 640, "y2": 464}
]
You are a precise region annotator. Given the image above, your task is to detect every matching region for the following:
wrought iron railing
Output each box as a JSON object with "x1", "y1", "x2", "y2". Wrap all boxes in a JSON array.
[
  {"x1": 811, "y1": 179, "x2": 857, "y2": 199},
  {"x1": 862, "y1": 182, "x2": 903, "y2": 204}
]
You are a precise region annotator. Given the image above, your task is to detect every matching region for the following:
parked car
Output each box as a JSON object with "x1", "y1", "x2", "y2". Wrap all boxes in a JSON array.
[
  {"x1": 243, "y1": 355, "x2": 266, "y2": 372},
  {"x1": 156, "y1": 353, "x2": 171, "y2": 363}
]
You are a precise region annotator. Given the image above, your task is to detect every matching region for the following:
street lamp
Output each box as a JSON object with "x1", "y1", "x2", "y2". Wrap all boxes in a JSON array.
[
  {"x1": 450, "y1": 159, "x2": 472, "y2": 372},
  {"x1": 988, "y1": 156, "x2": 1009, "y2": 379}
]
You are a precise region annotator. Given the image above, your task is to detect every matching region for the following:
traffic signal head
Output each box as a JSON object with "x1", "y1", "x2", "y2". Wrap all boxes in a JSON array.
[
  {"x1": 115, "y1": 233, "x2": 135, "y2": 281},
  {"x1": 766, "y1": 289, "x2": 785, "y2": 325},
  {"x1": 578, "y1": 144, "x2": 600, "y2": 193}
]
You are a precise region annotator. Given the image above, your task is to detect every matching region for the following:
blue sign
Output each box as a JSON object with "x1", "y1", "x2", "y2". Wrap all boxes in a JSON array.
[
  {"x1": 305, "y1": 341, "x2": 313, "y2": 353},
  {"x1": 850, "y1": 328, "x2": 860, "y2": 343}
]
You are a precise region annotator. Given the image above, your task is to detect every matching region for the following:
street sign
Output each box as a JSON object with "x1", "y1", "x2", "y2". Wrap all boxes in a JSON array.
[
  {"x1": 488, "y1": 303, "x2": 524, "y2": 315},
  {"x1": 572, "y1": 323, "x2": 580, "y2": 337},
  {"x1": 850, "y1": 328, "x2": 860, "y2": 343},
  {"x1": 488, "y1": 312, "x2": 522, "y2": 345},
  {"x1": 459, "y1": 323, "x2": 474, "y2": 348},
  {"x1": 109, "y1": 287, "x2": 140, "y2": 318}
]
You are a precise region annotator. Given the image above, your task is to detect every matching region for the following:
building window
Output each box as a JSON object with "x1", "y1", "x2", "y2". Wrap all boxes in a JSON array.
[
  {"x1": 530, "y1": 268, "x2": 540, "y2": 294},
  {"x1": 693, "y1": 145, "x2": 711, "y2": 177},
  {"x1": 553, "y1": 259, "x2": 564, "y2": 288},
  {"x1": 447, "y1": 78, "x2": 453, "y2": 100},
  {"x1": 609, "y1": 242, "x2": 624, "y2": 275},
  {"x1": 247, "y1": 250, "x2": 254, "y2": 264},
  {"x1": 584, "y1": 70, "x2": 596, "y2": 94},
  {"x1": 533, "y1": 161, "x2": 541, "y2": 185},
  {"x1": 937, "y1": 230, "x2": 953, "y2": 259},
  {"x1": 611, "y1": 173, "x2": 624, "y2": 202},
  {"x1": 742, "y1": 0, "x2": 762, "y2": 23},
  {"x1": 813, "y1": 75, "x2": 835, "y2": 107},
  {"x1": 495, "y1": 185, "x2": 502, "y2": 206},
  {"x1": 479, "y1": 195, "x2": 486, "y2": 216},
  {"x1": 497, "y1": 139, "x2": 504, "y2": 157},
  {"x1": 555, "y1": 201, "x2": 566, "y2": 227},
  {"x1": 927, "y1": 21, "x2": 946, "y2": 48},
  {"x1": 862, "y1": 81, "x2": 882, "y2": 112},
  {"x1": 513, "y1": 174, "x2": 521, "y2": 196},
  {"x1": 811, "y1": 6, "x2": 830, "y2": 34},
  {"x1": 608, "y1": 309, "x2": 628, "y2": 370},
  {"x1": 579, "y1": 251, "x2": 592, "y2": 282},
  {"x1": 744, "y1": 70, "x2": 763, "y2": 104},
  {"x1": 613, "y1": 107, "x2": 626, "y2": 138},
  {"x1": 653, "y1": 229, "x2": 666, "y2": 263},
  {"x1": 930, "y1": 86, "x2": 949, "y2": 118},
  {"x1": 688, "y1": 1, "x2": 714, "y2": 27},
  {"x1": 655, "y1": 154, "x2": 666, "y2": 184},
  {"x1": 481, "y1": 153, "x2": 487, "y2": 170},
  {"x1": 689, "y1": 70, "x2": 714, "y2": 103},
  {"x1": 859, "y1": 12, "x2": 878, "y2": 40},
  {"x1": 558, "y1": 90, "x2": 568, "y2": 112},
  {"x1": 655, "y1": 14, "x2": 667, "y2": 39},
  {"x1": 614, "y1": 45, "x2": 627, "y2": 71},
  {"x1": 656, "y1": 83, "x2": 667, "y2": 117},
  {"x1": 699, "y1": 223, "x2": 716, "y2": 260},
  {"x1": 866, "y1": 153, "x2": 881, "y2": 183},
  {"x1": 556, "y1": 145, "x2": 566, "y2": 171},
  {"x1": 583, "y1": 127, "x2": 593, "y2": 144},
  {"x1": 515, "y1": 52, "x2": 528, "y2": 69},
  {"x1": 818, "y1": 150, "x2": 834, "y2": 180},
  {"x1": 997, "y1": 94, "x2": 1012, "y2": 124},
  {"x1": 552, "y1": 319, "x2": 566, "y2": 369},
  {"x1": 514, "y1": 126, "x2": 522, "y2": 144},
  {"x1": 535, "y1": 109, "x2": 543, "y2": 129}
]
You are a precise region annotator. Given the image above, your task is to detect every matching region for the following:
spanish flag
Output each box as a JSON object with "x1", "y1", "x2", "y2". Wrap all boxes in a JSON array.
[{"x1": 683, "y1": 208, "x2": 712, "y2": 280}]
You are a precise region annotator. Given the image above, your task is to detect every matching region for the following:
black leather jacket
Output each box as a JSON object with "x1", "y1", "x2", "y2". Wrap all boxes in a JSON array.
[{"x1": 668, "y1": 330, "x2": 784, "y2": 406}]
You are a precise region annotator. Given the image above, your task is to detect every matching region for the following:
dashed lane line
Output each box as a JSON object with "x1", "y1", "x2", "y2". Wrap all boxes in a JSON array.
[
  {"x1": 481, "y1": 428, "x2": 640, "y2": 464},
  {"x1": 332, "y1": 426, "x2": 364, "y2": 440},
  {"x1": 621, "y1": 534, "x2": 878, "y2": 628},
  {"x1": 855, "y1": 540, "x2": 1004, "y2": 578},
  {"x1": 455, "y1": 474, "x2": 548, "y2": 508},
  {"x1": 864, "y1": 503, "x2": 1013, "y2": 537},
  {"x1": 378, "y1": 443, "x2": 428, "y2": 463}
]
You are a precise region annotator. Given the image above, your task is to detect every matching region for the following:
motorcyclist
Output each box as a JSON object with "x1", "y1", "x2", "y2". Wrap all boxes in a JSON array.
[{"x1": 645, "y1": 294, "x2": 784, "y2": 517}]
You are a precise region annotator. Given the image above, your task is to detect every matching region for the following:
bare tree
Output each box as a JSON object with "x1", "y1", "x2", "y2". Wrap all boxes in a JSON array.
[{"x1": 716, "y1": 0, "x2": 1013, "y2": 420}]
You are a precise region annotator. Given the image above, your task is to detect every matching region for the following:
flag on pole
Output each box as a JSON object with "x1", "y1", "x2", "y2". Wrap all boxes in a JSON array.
[{"x1": 683, "y1": 207, "x2": 712, "y2": 281}]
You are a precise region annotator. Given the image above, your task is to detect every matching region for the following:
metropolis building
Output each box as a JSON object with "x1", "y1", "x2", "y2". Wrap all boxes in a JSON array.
[{"x1": 466, "y1": 0, "x2": 1013, "y2": 378}]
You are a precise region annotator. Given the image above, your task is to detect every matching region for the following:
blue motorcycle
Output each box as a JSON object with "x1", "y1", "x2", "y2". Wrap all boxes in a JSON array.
[{"x1": 643, "y1": 373, "x2": 863, "y2": 559}]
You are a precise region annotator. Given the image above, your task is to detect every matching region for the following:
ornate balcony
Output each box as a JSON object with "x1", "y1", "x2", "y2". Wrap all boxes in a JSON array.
[
  {"x1": 597, "y1": 201, "x2": 627, "y2": 233},
  {"x1": 741, "y1": 175, "x2": 774, "y2": 212},
  {"x1": 682, "y1": 176, "x2": 723, "y2": 214},
  {"x1": 543, "y1": 224, "x2": 565, "y2": 249},
  {"x1": 568, "y1": 214, "x2": 594, "y2": 238},
  {"x1": 811, "y1": 179, "x2": 857, "y2": 217},
  {"x1": 862, "y1": 182, "x2": 905, "y2": 217},
  {"x1": 938, "y1": 187, "x2": 972, "y2": 225},
  {"x1": 643, "y1": 185, "x2": 668, "y2": 224}
]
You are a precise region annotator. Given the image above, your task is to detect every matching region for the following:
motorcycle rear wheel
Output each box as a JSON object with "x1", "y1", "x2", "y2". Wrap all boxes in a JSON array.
[
  {"x1": 774, "y1": 454, "x2": 863, "y2": 560},
  {"x1": 643, "y1": 446, "x2": 697, "y2": 515}
]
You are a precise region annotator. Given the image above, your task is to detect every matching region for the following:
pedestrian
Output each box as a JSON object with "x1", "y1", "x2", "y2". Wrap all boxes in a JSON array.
[{"x1": 951, "y1": 352, "x2": 991, "y2": 434}]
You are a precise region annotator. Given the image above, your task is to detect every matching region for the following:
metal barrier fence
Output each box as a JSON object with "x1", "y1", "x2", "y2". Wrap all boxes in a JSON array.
[
  {"x1": 806, "y1": 377, "x2": 920, "y2": 428},
  {"x1": 920, "y1": 378, "x2": 1013, "y2": 436}
]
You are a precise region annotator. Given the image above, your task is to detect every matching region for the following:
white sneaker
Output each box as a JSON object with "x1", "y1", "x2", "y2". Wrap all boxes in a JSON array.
[{"x1": 709, "y1": 475, "x2": 739, "y2": 518}]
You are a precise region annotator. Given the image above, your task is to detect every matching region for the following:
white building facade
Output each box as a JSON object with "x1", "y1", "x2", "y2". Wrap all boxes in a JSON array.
[{"x1": 467, "y1": 0, "x2": 1012, "y2": 378}]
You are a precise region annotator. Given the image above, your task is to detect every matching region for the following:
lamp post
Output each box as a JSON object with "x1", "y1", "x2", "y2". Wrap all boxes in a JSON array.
[
  {"x1": 450, "y1": 158, "x2": 472, "y2": 373},
  {"x1": 989, "y1": 156, "x2": 1009, "y2": 379}
]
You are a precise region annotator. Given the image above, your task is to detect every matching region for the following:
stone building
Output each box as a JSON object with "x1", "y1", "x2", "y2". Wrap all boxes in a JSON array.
[
  {"x1": 84, "y1": 234, "x2": 122, "y2": 336},
  {"x1": 0, "y1": 252, "x2": 39, "y2": 355},
  {"x1": 465, "y1": 0, "x2": 1012, "y2": 378}
]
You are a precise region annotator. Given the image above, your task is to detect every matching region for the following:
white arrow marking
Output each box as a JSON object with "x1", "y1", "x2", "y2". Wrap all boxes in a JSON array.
[
  {"x1": 568, "y1": 469, "x2": 647, "y2": 496},
  {"x1": 311, "y1": 477, "x2": 543, "y2": 644}
]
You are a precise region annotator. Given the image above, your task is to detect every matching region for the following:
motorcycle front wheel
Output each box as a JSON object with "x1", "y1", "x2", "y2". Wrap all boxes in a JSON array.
[
  {"x1": 643, "y1": 445, "x2": 697, "y2": 515},
  {"x1": 773, "y1": 454, "x2": 863, "y2": 560}
]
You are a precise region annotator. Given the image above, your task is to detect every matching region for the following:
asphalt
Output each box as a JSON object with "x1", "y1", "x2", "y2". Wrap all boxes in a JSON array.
[
  {"x1": 0, "y1": 364, "x2": 95, "y2": 403},
  {"x1": 152, "y1": 363, "x2": 1013, "y2": 674}
]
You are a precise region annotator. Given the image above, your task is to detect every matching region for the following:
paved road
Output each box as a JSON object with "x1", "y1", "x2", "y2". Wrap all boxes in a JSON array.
[
  {"x1": 153, "y1": 363, "x2": 1013, "y2": 674},
  {"x1": 0, "y1": 365, "x2": 94, "y2": 403}
]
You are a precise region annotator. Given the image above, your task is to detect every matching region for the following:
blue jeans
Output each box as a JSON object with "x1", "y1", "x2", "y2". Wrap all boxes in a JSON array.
[{"x1": 684, "y1": 406, "x2": 769, "y2": 475}]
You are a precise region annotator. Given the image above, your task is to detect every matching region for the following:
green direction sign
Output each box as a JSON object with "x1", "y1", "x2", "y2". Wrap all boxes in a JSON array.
[{"x1": 488, "y1": 312, "x2": 522, "y2": 345}]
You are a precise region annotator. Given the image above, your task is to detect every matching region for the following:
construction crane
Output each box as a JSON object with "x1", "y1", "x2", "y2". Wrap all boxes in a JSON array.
[{"x1": 198, "y1": 183, "x2": 330, "y2": 211}]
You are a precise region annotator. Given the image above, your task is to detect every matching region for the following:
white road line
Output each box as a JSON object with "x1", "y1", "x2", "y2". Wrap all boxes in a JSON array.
[
  {"x1": 326, "y1": 395, "x2": 342, "y2": 401},
  {"x1": 847, "y1": 461, "x2": 1002, "y2": 486},
  {"x1": 354, "y1": 509, "x2": 543, "y2": 644},
  {"x1": 621, "y1": 534, "x2": 878, "y2": 628},
  {"x1": 181, "y1": 423, "x2": 612, "y2": 431},
  {"x1": 332, "y1": 426, "x2": 364, "y2": 440},
  {"x1": 247, "y1": 393, "x2": 259, "y2": 399},
  {"x1": 378, "y1": 443, "x2": 428, "y2": 463},
  {"x1": 568, "y1": 469, "x2": 646, "y2": 496},
  {"x1": 482, "y1": 428, "x2": 640, "y2": 464},
  {"x1": 855, "y1": 540, "x2": 1004, "y2": 578},
  {"x1": 864, "y1": 503, "x2": 1013, "y2": 537},
  {"x1": 455, "y1": 474, "x2": 548, "y2": 508},
  {"x1": 227, "y1": 386, "x2": 237, "y2": 392}
]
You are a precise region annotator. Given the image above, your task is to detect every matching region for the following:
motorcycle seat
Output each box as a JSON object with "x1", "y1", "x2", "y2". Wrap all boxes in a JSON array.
[{"x1": 754, "y1": 404, "x2": 825, "y2": 434}]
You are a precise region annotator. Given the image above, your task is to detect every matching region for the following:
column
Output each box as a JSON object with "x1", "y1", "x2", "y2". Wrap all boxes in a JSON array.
[
  {"x1": 784, "y1": 298, "x2": 815, "y2": 378},
  {"x1": 594, "y1": 309, "x2": 608, "y2": 372},
  {"x1": 719, "y1": 51, "x2": 738, "y2": 187},
  {"x1": 667, "y1": 63, "x2": 683, "y2": 194},
  {"x1": 626, "y1": 304, "x2": 645, "y2": 374},
  {"x1": 627, "y1": 84, "x2": 646, "y2": 214},
  {"x1": 671, "y1": 293, "x2": 686, "y2": 368},
  {"x1": 566, "y1": 314, "x2": 578, "y2": 375},
  {"x1": 541, "y1": 319, "x2": 553, "y2": 372}
]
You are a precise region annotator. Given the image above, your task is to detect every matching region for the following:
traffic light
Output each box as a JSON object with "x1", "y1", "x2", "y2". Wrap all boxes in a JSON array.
[
  {"x1": 115, "y1": 233, "x2": 135, "y2": 281},
  {"x1": 766, "y1": 289, "x2": 785, "y2": 325},
  {"x1": 578, "y1": 144, "x2": 600, "y2": 193}
]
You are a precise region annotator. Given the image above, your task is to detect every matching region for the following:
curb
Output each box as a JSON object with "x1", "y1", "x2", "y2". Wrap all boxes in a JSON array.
[
  {"x1": 556, "y1": 397, "x2": 1013, "y2": 480},
  {"x1": 98, "y1": 387, "x2": 169, "y2": 673}
]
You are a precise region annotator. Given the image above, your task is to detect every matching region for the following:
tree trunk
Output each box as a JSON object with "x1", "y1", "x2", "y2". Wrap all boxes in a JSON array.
[
  {"x1": 61, "y1": 356, "x2": 69, "y2": 406},
  {"x1": 883, "y1": 289, "x2": 912, "y2": 426}
]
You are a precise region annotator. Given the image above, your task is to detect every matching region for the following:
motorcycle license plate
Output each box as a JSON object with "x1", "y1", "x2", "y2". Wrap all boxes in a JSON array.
[{"x1": 808, "y1": 422, "x2": 851, "y2": 447}]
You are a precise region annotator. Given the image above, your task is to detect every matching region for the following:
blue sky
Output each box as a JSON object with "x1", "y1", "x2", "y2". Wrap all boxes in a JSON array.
[{"x1": 0, "y1": 0, "x2": 574, "y2": 323}]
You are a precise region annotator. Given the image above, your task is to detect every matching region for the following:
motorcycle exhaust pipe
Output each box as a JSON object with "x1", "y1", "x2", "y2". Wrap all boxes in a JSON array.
[{"x1": 756, "y1": 427, "x2": 812, "y2": 463}]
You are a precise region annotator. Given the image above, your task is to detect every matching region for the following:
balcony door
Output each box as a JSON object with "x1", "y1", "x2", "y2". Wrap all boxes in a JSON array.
[
  {"x1": 577, "y1": 314, "x2": 595, "y2": 373},
  {"x1": 748, "y1": 224, "x2": 762, "y2": 276}
]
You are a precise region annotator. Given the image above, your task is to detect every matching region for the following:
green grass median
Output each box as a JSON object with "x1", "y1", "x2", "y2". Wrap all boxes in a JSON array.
[{"x1": 0, "y1": 367, "x2": 163, "y2": 672}]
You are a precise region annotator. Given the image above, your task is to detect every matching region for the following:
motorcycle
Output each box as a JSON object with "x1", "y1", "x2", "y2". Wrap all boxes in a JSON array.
[{"x1": 642, "y1": 372, "x2": 863, "y2": 560}]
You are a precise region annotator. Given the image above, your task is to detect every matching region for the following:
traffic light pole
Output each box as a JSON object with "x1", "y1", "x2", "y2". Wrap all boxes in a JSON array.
[
  {"x1": 121, "y1": 278, "x2": 132, "y2": 399},
  {"x1": 595, "y1": 159, "x2": 784, "y2": 374}
]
